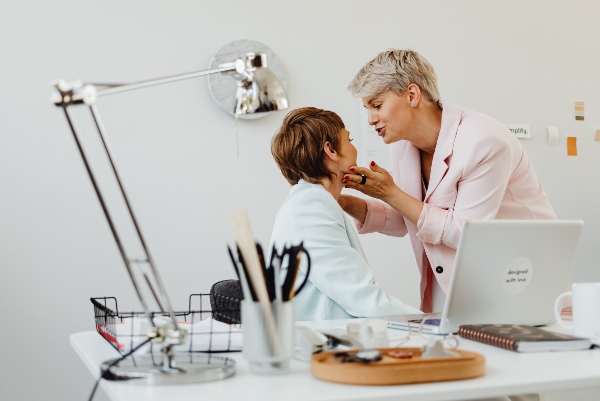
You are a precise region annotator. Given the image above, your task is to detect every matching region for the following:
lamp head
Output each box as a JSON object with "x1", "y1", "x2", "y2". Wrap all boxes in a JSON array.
[{"x1": 234, "y1": 52, "x2": 288, "y2": 115}]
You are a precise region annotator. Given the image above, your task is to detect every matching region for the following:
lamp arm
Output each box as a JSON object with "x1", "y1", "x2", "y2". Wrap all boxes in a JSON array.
[
  {"x1": 95, "y1": 64, "x2": 236, "y2": 97},
  {"x1": 53, "y1": 63, "x2": 239, "y2": 107}
]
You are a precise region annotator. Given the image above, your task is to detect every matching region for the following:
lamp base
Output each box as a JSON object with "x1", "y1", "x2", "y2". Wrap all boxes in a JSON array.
[{"x1": 101, "y1": 352, "x2": 236, "y2": 385}]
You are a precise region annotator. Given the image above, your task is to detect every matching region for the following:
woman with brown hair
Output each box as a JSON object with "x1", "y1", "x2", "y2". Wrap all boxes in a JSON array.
[{"x1": 269, "y1": 107, "x2": 420, "y2": 320}]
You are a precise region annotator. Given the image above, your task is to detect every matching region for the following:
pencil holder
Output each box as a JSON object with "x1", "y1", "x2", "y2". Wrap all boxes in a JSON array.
[{"x1": 241, "y1": 300, "x2": 294, "y2": 374}]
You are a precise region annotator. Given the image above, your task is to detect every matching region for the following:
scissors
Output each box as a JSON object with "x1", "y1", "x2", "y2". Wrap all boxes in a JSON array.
[{"x1": 269, "y1": 242, "x2": 311, "y2": 302}]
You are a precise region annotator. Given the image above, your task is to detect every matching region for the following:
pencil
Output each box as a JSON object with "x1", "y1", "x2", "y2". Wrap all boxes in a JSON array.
[{"x1": 288, "y1": 253, "x2": 302, "y2": 300}]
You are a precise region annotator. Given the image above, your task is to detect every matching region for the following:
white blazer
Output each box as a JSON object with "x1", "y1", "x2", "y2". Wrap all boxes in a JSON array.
[{"x1": 269, "y1": 180, "x2": 421, "y2": 320}]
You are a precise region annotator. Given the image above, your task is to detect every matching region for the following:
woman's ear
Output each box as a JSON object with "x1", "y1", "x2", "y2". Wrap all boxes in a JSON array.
[
  {"x1": 323, "y1": 141, "x2": 338, "y2": 162},
  {"x1": 407, "y1": 83, "x2": 421, "y2": 107}
]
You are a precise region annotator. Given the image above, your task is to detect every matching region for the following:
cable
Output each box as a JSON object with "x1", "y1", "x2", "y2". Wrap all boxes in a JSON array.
[{"x1": 87, "y1": 337, "x2": 153, "y2": 401}]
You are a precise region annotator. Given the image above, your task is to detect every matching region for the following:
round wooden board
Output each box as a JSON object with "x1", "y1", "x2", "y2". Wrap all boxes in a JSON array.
[{"x1": 311, "y1": 347, "x2": 485, "y2": 385}]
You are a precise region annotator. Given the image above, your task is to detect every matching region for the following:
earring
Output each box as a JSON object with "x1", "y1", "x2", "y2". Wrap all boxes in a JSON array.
[{"x1": 411, "y1": 102, "x2": 416, "y2": 107}]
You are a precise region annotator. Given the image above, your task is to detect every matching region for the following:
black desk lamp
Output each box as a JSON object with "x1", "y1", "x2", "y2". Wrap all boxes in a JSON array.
[{"x1": 52, "y1": 42, "x2": 288, "y2": 384}]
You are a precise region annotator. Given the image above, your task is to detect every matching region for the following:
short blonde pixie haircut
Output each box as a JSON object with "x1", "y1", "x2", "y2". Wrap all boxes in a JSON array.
[
  {"x1": 347, "y1": 49, "x2": 440, "y2": 102},
  {"x1": 271, "y1": 107, "x2": 345, "y2": 185}
]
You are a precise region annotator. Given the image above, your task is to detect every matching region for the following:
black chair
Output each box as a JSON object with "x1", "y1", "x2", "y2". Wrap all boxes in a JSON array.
[{"x1": 209, "y1": 279, "x2": 244, "y2": 324}]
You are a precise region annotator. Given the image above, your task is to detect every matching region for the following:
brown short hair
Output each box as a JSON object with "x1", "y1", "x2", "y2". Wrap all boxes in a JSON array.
[{"x1": 271, "y1": 107, "x2": 345, "y2": 185}]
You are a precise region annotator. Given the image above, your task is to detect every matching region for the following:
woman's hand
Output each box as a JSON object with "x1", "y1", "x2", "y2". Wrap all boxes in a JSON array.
[
  {"x1": 338, "y1": 194, "x2": 367, "y2": 224},
  {"x1": 343, "y1": 161, "x2": 400, "y2": 203},
  {"x1": 343, "y1": 161, "x2": 424, "y2": 225}
]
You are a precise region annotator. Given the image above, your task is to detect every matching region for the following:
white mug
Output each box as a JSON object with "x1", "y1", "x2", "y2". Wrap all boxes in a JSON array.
[{"x1": 554, "y1": 283, "x2": 600, "y2": 338}]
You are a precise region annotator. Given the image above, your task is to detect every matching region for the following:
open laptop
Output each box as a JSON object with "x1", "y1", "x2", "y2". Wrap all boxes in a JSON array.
[{"x1": 385, "y1": 220, "x2": 583, "y2": 334}]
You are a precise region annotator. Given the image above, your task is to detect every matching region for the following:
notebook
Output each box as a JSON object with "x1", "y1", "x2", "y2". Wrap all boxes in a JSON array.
[
  {"x1": 458, "y1": 324, "x2": 591, "y2": 352},
  {"x1": 386, "y1": 220, "x2": 584, "y2": 334}
]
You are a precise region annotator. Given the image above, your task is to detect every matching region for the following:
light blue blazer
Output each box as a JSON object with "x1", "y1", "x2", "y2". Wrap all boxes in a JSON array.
[{"x1": 269, "y1": 180, "x2": 421, "y2": 320}]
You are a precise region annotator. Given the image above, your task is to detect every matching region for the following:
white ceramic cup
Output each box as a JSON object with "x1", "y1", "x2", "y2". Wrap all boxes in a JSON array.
[{"x1": 554, "y1": 283, "x2": 600, "y2": 338}]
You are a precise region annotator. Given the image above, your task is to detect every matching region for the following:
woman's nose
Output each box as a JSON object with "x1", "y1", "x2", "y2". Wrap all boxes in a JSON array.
[{"x1": 367, "y1": 110, "x2": 378, "y2": 126}]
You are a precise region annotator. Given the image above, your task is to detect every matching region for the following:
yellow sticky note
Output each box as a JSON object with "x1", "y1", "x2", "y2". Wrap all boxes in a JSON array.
[
  {"x1": 595, "y1": 129, "x2": 600, "y2": 142},
  {"x1": 567, "y1": 137, "x2": 577, "y2": 156}
]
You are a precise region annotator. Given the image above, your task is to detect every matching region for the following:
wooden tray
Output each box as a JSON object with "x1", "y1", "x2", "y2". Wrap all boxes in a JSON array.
[{"x1": 310, "y1": 347, "x2": 485, "y2": 385}]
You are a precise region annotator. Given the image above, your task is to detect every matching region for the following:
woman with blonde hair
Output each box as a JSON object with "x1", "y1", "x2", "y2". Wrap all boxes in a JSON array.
[
  {"x1": 340, "y1": 49, "x2": 556, "y2": 314},
  {"x1": 269, "y1": 107, "x2": 420, "y2": 320}
]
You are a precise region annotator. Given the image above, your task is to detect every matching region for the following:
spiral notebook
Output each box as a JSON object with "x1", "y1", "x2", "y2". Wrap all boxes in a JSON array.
[{"x1": 458, "y1": 324, "x2": 591, "y2": 352}]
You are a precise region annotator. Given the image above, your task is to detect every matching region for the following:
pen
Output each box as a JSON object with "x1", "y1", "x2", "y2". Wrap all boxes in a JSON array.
[
  {"x1": 270, "y1": 244, "x2": 283, "y2": 302},
  {"x1": 227, "y1": 245, "x2": 252, "y2": 301},
  {"x1": 227, "y1": 245, "x2": 241, "y2": 281},
  {"x1": 281, "y1": 245, "x2": 299, "y2": 302},
  {"x1": 256, "y1": 243, "x2": 275, "y2": 301},
  {"x1": 288, "y1": 253, "x2": 302, "y2": 300}
]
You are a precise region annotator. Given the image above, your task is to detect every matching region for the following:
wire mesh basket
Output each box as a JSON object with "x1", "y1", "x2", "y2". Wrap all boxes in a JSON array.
[{"x1": 92, "y1": 294, "x2": 242, "y2": 355}]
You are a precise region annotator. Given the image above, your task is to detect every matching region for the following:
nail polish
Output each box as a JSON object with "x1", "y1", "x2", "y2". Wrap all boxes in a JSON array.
[
  {"x1": 350, "y1": 167, "x2": 355, "y2": 172},
  {"x1": 371, "y1": 161, "x2": 375, "y2": 166}
]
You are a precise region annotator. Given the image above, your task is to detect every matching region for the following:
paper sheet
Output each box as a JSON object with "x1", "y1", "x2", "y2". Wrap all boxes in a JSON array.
[
  {"x1": 575, "y1": 101, "x2": 584, "y2": 121},
  {"x1": 567, "y1": 137, "x2": 578, "y2": 156},
  {"x1": 505, "y1": 124, "x2": 531, "y2": 139},
  {"x1": 109, "y1": 317, "x2": 243, "y2": 353},
  {"x1": 547, "y1": 127, "x2": 560, "y2": 146}
]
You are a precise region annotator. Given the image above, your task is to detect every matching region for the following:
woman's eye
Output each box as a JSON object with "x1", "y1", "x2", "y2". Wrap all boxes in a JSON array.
[
  {"x1": 349, "y1": 138, "x2": 354, "y2": 142},
  {"x1": 374, "y1": 104, "x2": 381, "y2": 110}
]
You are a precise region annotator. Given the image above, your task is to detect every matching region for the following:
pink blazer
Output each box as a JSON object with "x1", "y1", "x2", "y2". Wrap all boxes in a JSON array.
[{"x1": 356, "y1": 101, "x2": 556, "y2": 312}]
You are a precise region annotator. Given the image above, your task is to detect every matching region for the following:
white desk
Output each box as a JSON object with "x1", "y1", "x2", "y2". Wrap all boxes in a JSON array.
[{"x1": 71, "y1": 320, "x2": 600, "y2": 401}]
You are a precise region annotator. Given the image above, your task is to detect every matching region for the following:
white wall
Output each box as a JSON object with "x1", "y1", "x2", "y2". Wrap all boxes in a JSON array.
[{"x1": 1, "y1": 1, "x2": 599, "y2": 400}]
